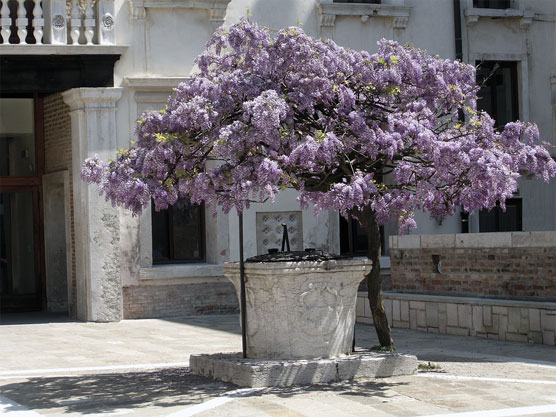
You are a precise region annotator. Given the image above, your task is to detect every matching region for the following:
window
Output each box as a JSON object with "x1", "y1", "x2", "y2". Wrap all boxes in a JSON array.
[
  {"x1": 339, "y1": 215, "x2": 386, "y2": 256},
  {"x1": 151, "y1": 198, "x2": 205, "y2": 263},
  {"x1": 473, "y1": 0, "x2": 511, "y2": 9},
  {"x1": 476, "y1": 61, "x2": 518, "y2": 129},
  {"x1": 479, "y1": 198, "x2": 522, "y2": 232}
]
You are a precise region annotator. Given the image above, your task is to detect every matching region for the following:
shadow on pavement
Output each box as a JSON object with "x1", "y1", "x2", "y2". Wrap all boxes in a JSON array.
[
  {"x1": 0, "y1": 368, "x2": 237, "y2": 414},
  {"x1": 0, "y1": 312, "x2": 74, "y2": 325}
]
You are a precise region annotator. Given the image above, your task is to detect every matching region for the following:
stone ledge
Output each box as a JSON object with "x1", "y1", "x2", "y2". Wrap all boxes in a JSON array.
[
  {"x1": 139, "y1": 263, "x2": 224, "y2": 280},
  {"x1": 190, "y1": 352, "x2": 418, "y2": 388},
  {"x1": 393, "y1": 231, "x2": 556, "y2": 250},
  {"x1": 378, "y1": 292, "x2": 556, "y2": 310}
]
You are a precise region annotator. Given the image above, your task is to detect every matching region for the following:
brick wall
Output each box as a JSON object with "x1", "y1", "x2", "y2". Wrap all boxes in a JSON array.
[
  {"x1": 43, "y1": 94, "x2": 76, "y2": 316},
  {"x1": 390, "y1": 232, "x2": 556, "y2": 302},
  {"x1": 123, "y1": 281, "x2": 239, "y2": 319}
]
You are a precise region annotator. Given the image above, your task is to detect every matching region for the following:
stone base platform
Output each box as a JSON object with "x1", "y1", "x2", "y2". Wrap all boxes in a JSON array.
[{"x1": 190, "y1": 351, "x2": 418, "y2": 387}]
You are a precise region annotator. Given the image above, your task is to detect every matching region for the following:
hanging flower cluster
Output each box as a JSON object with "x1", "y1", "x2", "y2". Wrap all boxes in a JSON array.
[{"x1": 82, "y1": 20, "x2": 556, "y2": 232}]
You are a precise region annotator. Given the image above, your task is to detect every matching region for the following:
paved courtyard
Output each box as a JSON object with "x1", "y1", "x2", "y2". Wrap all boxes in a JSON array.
[{"x1": 1, "y1": 313, "x2": 556, "y2": 416}]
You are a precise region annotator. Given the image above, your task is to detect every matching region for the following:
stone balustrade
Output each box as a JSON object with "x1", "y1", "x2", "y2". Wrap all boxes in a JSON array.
[{"x1": 0, "y1": 0, "x2": 115, "y2": 45}]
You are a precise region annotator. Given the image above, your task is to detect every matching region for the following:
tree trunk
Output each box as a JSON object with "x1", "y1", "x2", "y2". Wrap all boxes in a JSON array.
[{"x1": 354, "y1": 206, "x2": 394, "y2": 348}]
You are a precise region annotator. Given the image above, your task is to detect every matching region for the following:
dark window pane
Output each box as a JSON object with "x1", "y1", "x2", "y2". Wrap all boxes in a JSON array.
[
  {"x1": 152, "y1": 203, "x2": 170, "y2": 262},
  {"x1": 479, "y1": 198, "x2": 522, "y2": 232},
  {"x1": 172, "y1": 199, "x2": 203, "y2": 260},
  {"x1": 0, "y1": 192, "x2": 37, "y2": 296},
  {"x1": 473, "y1": 0, "x2": 510, "y2": 9},
  {"x1": 339, "y1": 215, "x2": 385, "y2": 256},
  {"x1": 151, "y1": 198, "x2": 204, "y2": 263},
  {"x1": 476, "y1": 61, "x2": 518, "y2": 129}
]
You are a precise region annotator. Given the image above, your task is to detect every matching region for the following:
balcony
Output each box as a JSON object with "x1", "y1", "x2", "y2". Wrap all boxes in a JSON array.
[{"x1": 0, "y1": 0, "x2": 124, "y2": 53}]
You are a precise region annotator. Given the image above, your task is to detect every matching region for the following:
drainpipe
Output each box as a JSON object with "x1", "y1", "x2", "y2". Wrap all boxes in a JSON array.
[{"x1": 453, "y1": 0, "x2": 463, "y2": 62}]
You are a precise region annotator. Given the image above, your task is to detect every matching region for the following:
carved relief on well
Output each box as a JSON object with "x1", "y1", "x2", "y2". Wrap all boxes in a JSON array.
[
  {"x1": 256, "y1": 211, "x2": 303, "y2": 255},
  {"x1": 299, "y1": 282, "x2": 340, "y2": 337}
]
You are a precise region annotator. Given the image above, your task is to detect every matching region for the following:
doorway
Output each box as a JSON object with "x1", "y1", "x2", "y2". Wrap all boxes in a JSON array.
[{"x1": 0, "y1": 97, "x2": 45, "y2": 312}]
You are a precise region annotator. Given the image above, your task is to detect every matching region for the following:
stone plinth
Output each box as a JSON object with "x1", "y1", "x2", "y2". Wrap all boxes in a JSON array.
[
  {"x1": 223, "y1": 259, "x2": 371, "y2": 360},
  {"x1": 190, "y1": 351, "x2": 418, "y2": 387}
]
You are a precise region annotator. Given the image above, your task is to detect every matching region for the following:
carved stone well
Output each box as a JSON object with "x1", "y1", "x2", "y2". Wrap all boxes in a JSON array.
[{"x1": 223, "y1": 258, "x2": 371, "y2": 360}]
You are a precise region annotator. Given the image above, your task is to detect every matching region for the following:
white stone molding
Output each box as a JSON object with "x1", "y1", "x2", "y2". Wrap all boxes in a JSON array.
[
  {"x1": 464, "y1": 7, "x2": 535, "y2": 28},
  {"x1": 317, "y1": 1, "x2": 411, "y2": 39},
  {"x1": 43, "y1": 0, "x2": 68, "y2": 44},
  {"x1": 127, "y1": 0, "x2": 231, "y2": 26},
  {"x1": 125, "y1": 76, "x2": 190, "y2": 90},
  {"x1": 96, "y1": 0, "x2": 116, "y2": 45},
  {"x1": 393, "y1": 16, "x2": 409, "y2": 29},
  {"x1": 127, "y1": 0, "x2": 146, "y2": 20},
  {"x1": 62, "y1": 87, "x2": 124, "y2": 322}
]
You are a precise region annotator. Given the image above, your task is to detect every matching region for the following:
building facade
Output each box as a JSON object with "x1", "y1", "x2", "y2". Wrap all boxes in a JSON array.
[{"x1": 1, "y1": 0, "x2": 555, "y2": 321}]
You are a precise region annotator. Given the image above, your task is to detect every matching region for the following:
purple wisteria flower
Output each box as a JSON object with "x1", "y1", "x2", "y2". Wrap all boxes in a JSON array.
[{"x1": 82, "y1": 20, "x2": 555, "y2": 233}]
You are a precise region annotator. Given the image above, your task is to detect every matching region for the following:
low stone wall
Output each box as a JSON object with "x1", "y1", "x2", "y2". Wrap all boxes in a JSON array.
[
  {"x1": 356, "y1": 292, "x2": 556, "y2": 346},
  {"x1": 123, "y1": 281, "x2": 239, "y2": 319},
  {"x1": 389, "y1": 232, "x2": 556, "y2": 301}
]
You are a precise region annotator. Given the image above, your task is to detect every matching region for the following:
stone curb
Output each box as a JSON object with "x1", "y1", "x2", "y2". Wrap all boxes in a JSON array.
[{"x1": 190, "y1": 351, "x2": 418, "y2": 388}]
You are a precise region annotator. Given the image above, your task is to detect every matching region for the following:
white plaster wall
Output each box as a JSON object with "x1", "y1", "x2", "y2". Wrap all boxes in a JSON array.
[{"x1": 225, "y1": 0, "x2": 318, "y2": 36}]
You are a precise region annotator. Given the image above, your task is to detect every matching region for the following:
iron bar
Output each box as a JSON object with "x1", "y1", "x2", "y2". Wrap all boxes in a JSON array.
[
  {"x1": 281, "y1": 223, "x2": 291, "y2": 252},
  {"x1": 239, "y1": 212, "x2": 247, "y2": 358}
]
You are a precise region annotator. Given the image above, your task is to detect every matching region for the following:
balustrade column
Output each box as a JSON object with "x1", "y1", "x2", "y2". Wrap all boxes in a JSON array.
[
  {"x1": 69, "y1": 0, "x2": 80, "y2": 44},
  {"x1": 16, "y1": 0, "x2": 27, "y2": 44},
  {"x1": 33, "y1": 0, "x2": 44, "y2": 44},
  {"x1": 0, "y1": 0, "x2": 11, "y2": 43},
  {"x1": 83, "y1": 0, "x2": 94, "y2": 44}
]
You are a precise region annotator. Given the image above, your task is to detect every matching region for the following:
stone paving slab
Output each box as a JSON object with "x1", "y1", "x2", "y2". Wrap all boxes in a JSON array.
[{"x1": 1, "y1": 313, "x2": 556, "y2": 416}]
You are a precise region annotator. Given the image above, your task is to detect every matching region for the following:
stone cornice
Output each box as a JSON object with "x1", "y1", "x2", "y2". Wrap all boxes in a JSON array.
[
  {"x1": 464, "y1": 7, "x2": 535, "y2": 29},
  {"x1": 125, "y1": 76, "x2": 190, "y2": 90},
  {"x1": 62, "y1": 87, "x2": 123, "y2": 111},
  {"x1": 318, "y1": 2, "x2": 411, "y2": 30}
]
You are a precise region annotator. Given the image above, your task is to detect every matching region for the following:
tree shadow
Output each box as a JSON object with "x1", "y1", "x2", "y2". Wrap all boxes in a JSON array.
[{"x1": 0, "y1": 368, "x2": 238, "y2": 414}]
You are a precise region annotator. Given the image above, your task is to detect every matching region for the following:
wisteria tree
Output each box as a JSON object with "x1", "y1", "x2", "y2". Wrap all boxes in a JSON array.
[{"x1": 82, "y1": 20, "x2": 556, "y2": 347}]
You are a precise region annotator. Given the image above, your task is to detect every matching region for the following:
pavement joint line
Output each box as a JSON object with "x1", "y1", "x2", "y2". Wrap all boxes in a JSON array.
[
  {"x1": 163, "y1": 388, "x2": 264, "y2": 417},
  {"x1": 0, "y1": 394, "x2": 44, "y2": 417},
  {"x1": 416, "y1": 348, "x2": 556, "y2": 369},
  {"x1": 0, "y1": 361, "x2": 191, "y2": 377},
  {"x1": 417, "y1": 373, "x2": 556, "y2": 385},
  {"x1": 421, "y1": 403, "x2": 556, "y2": 417}
]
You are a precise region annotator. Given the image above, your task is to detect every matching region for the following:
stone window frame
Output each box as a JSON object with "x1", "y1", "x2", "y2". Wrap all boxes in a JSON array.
[
  {"x1": 465, "y1": 54, "x2": 529, "y2": 233},
  {"x1": 126, "y1": 77, "x2": 226, "y2": 281},
  {"x1": 463, "y1": 0, "x2": 534, "y2": 28}
]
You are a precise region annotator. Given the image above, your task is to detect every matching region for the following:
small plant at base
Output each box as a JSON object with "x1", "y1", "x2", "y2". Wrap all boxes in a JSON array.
[
  {"x1": 371, "y1": 345, "x2": 397, "y2": 353},
  {"x1": 418, "y1": 361, "x2": 441, "y2": 371}
]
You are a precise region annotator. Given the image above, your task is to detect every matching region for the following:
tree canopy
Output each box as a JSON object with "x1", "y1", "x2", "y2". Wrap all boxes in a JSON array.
[{"x1": 82, "y1": 20, "x2": 556, "y2": 232}]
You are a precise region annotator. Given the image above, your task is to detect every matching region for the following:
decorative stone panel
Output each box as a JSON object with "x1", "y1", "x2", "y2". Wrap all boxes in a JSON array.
[{"x1": 256, "y1": 211, "x2": 303, "y2": 255}]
